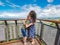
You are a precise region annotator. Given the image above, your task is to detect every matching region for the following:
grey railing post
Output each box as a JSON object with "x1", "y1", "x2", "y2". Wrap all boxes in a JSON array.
[
  {"x1": 40, "y1": 20, "x2": 44, "y2": 40},
  {"x1": 15, "y1": 20, "x2": 19, "y2": 39},
  {"x1": 4, "y1": 20, "x2": 9, "y2": 41},
  {"x1": 54, "y1": 23, "x2": 60, "y2": 45}
]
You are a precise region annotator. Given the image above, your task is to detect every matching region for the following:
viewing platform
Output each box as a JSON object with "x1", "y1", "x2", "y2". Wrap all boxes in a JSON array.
[{"x1": 0, "y1": 19, "x2": 60, "y2": 45}]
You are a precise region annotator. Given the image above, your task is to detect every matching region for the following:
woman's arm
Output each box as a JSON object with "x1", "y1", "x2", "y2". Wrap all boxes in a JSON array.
[{"x1": 25, "y1": 23, "x2": 34, "y2": 28}]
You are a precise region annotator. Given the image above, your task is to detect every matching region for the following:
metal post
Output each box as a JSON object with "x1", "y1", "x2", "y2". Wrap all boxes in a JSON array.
[
  {"x1": 40, "y1": 20, "x2": 44, "y2": 40},
  {"x1": 4, "y1": 20, "x2": 9, "y2": 41},
  {"x1": 54, "y1": 23, "x2": 60, "y2": 45},
  {"x1": 15, "y1": 20, "x2": 19, "y2": 39}
]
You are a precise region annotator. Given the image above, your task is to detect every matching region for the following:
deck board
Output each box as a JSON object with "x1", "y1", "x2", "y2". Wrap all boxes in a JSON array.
[{"x1": 0, "y1": 39, "x2": 40, "y2": 45}]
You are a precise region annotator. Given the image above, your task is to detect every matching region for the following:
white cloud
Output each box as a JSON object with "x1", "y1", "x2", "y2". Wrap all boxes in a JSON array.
[
  {"x1": 21, "y1": 4, "x2": 42, "y2": 13},
  {"x1": 0, "y1": 1, "x2": 5, "y2": 6},
  {"x1": 0, "y1": 4, "x2": 60, "y2": 19},
  {"x1": 6, "y1": 0, "x2": 21, "y2": 8},
  {"x1": 21, "y1": 4, "x2": 60, "y2": 18},
  {"x1": 0, "y1": 11, "x2": 29, "y2": 19},
  {"x1": 47, "y1": 0, "x2": 54, "y2": 3},
  {"x1": 7, "y1": 4, "x2": 20, "y2": 8}
]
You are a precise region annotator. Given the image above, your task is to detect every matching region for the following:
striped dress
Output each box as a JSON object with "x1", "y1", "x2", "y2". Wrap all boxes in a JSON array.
[{"x1": 28, "y1": 20, "x2": 36, "y2": 38}]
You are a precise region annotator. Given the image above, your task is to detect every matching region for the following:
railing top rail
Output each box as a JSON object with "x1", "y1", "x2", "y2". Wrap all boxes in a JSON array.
[
  {"x1": 40, "y1": 19, "x2": 60, "y2": 24},
  {"x1": 0, "y1": 19, "x2": 60, "y2": 23}
]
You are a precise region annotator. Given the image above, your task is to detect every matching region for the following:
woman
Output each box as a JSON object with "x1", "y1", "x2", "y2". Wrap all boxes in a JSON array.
[{"x1": 21, "y1": 10, "x2": 36, "y2": 45}]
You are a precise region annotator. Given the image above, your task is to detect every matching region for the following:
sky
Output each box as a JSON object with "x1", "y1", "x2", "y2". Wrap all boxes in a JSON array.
[{"x1": 0, "y1": 0, "x2": 60, "y2": 19}]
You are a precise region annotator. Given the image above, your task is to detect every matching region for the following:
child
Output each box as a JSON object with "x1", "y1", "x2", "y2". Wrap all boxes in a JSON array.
[
  {"x1": 21, "y1": 15, "x2": 31, "y2": 30},
  {"x1": 21, "y1": 10, "x2": 36, "y2": 45},
  {"x1": 21, "y1": 15, "x2": 31, "y2": 45}
]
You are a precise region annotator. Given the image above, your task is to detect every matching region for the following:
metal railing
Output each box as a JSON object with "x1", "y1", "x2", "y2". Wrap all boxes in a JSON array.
[
  {"x1": 39, "y1": 20, "x2": 60, "y2": 45},
  {"x1": 0, "y1": 19, "x2": 60, "y2": 45}
]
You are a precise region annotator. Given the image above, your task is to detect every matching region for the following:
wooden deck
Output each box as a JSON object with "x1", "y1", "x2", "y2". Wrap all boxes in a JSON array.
[{"x1": 0, "y1": 39, "x2": 40, "y2": 45}]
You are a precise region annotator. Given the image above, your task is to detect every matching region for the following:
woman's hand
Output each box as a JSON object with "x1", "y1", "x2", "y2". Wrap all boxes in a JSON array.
[{"x1": 25, "y1": 23, "x2": 34, "y2": 28}]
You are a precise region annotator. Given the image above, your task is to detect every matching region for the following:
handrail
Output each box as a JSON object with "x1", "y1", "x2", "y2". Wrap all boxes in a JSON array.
[
  {"x1": 0, "y1": 19, "x2": 60, "y2": 23},
  {"x1": 0, "y1": 19, "x2": 60, "y2": 45},
  {"x1": 41, "y1": 20, "x2": 60, "y2": 24}
]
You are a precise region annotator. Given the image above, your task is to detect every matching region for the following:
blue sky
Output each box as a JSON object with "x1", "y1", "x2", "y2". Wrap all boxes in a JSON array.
[
  {"x1": 0, "y1": 0, "x2": 60, "y2": 19},
  {"x1": 0, "y1": 0, "x2": 60, "y2": 11}
]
